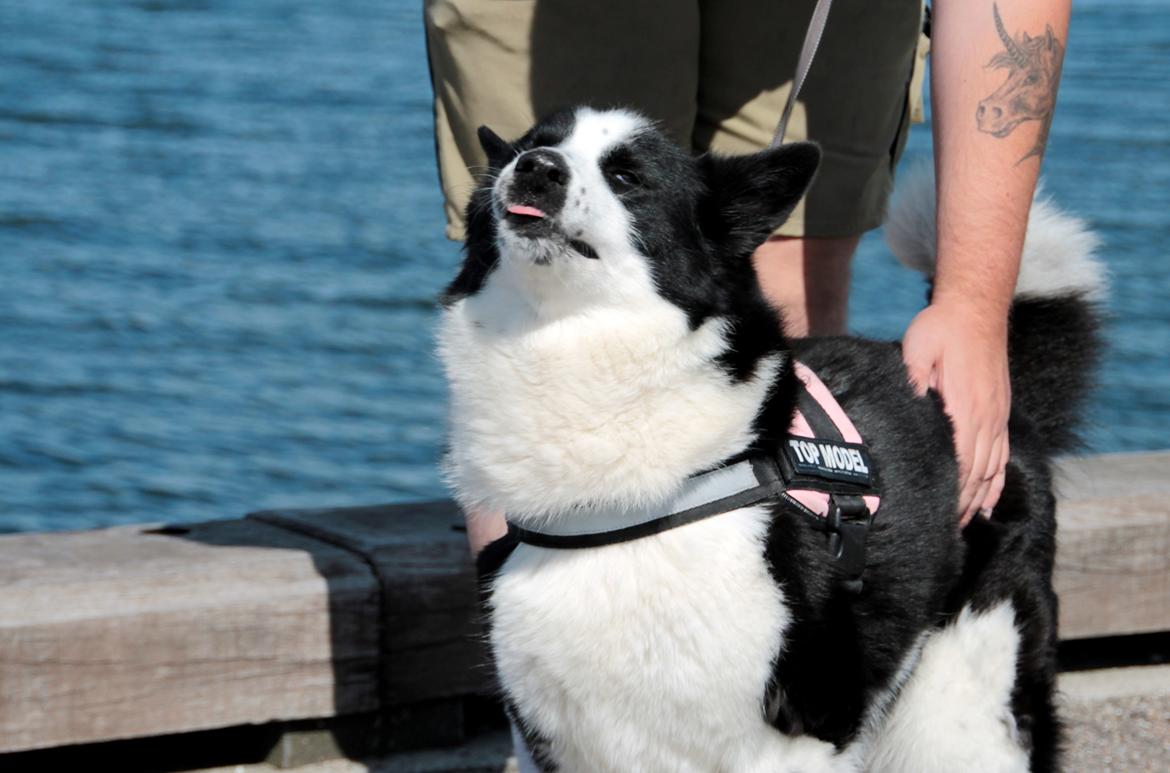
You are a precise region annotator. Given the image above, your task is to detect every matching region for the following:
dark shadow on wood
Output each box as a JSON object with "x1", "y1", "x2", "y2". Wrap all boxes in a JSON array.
[
  {"x1": 1059, "y1": 631, "x2": 1170, "y2": 673},
  {"x1": 242, "y1": 500, "x2": 497, "y2": 763}
]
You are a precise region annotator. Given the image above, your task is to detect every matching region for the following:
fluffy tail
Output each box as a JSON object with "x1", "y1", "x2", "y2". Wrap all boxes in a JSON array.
[{"x1": 886, "y1": 165, "x2": 1106, "y2": 453}]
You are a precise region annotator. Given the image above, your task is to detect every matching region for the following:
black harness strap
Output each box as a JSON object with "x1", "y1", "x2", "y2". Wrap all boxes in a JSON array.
[
  {"x1": 796, "y1": 380, "x2": 845, "y2": 441},
  {"x1": 510, "y1": 465, "x2": 787, "y2": 550}
]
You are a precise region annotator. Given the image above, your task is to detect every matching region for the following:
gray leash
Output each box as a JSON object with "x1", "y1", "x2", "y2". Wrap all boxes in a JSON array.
[{"x1": 770, "y1": 0, "x2": 835, "y2": 148}]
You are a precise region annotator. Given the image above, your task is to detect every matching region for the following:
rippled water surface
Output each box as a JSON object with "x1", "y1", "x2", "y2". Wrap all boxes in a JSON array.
[{"x1": 2, "y1": 0, "x2": 1168, "y2": 532}]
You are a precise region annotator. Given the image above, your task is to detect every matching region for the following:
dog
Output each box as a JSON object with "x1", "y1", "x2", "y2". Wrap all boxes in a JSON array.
[{"x1": 438, "y1": 106, "x2": 1104, "y2": 772}]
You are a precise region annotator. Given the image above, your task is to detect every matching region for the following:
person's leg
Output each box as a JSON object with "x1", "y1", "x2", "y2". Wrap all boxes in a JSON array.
[
  {"x1": 425, "y1": 0, "x2": 701, "y2": 241},
  {"x1": 753, "y1": 235, "x2": 858, "y2": 336},
  {"x1": 695, "y1": 0, "x2": 929, "y2": 336},
  {"x1": 425, "y1": 0, "x2": 541, "y2": 241}
]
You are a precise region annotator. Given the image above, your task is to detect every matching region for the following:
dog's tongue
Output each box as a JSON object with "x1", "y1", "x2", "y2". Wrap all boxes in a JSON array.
[{"x1": 507, "y1": 204, "x2": 546, "y2": 218}]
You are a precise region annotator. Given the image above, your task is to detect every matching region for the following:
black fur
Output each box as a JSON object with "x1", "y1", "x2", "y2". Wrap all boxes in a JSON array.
[
  {"x1": 1008, "y1": 294, "x2": 1103, "y2": 453},
  {"x1": 757, "y1": 338, "x2": 963, "y2": 747},
  {"x1": 453, "y1": 109, "x2": 1099, "y2": 771}
]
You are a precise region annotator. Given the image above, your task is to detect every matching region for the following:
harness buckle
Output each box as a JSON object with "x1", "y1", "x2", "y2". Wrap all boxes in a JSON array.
[{"x1": 826, "y1": 496, "x2": 872, "y2": 594}]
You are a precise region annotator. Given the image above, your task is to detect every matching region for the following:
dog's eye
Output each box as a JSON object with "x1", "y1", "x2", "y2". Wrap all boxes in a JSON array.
[
  {"x1": 605, "y1": 167, "x2": 641, "y2": 193},
  {"x1": 601, "y1": 146, "x2": 643, "y2": 193}
]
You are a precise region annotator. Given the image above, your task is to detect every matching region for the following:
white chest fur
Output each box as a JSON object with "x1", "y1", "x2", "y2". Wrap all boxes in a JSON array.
[
  {"x1": 490, "y1": 505, "x2": 790, "y2": 772},
  {"x1": 438, "y1": 274, "x2": 780, "y2": 521}
]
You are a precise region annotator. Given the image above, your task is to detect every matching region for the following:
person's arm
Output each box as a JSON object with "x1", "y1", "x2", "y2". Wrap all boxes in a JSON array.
[{"x1": 903, "y1": 0, "x2": 1070, "y2": 526}]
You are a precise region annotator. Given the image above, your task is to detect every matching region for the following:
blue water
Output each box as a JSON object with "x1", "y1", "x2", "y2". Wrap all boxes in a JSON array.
[{"x1": 1, "y1": 0, "x2": 1167, "y2": 533}]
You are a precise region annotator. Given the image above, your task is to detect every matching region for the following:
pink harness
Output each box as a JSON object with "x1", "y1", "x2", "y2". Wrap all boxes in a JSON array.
[{"x1": 785, "y1": 362, "x2": 881, "y2": 519}]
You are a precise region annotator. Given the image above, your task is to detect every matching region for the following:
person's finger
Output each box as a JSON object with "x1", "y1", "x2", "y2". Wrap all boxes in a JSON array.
[
  {"x1": 964, "y1": 461, "x2": 995, "y2": 527},
  {"x1": 979, "y1": 432, "x2": 1011, "y2": 519},
  {"x1": 981, "y1": 467, "x2": 1007, "y2": 521},
  {"x1": 956, "y1": 443, "x2": 977, "y2": 517},
  {"x1": 962, "y1": 475, "x2": 991, "y2": 527},
  {"x1": 906, "y1": 360, "x2": 935, "y2": 397},
  {"x1": 966, "y1": 429, "x2": 1009, "y2": 525},
  {"x1": 956, "y1": 424, "x2": 981, "y2": 514},
  {"x1": 958, "y1": 418, "x2": 994, "y2": 521}
]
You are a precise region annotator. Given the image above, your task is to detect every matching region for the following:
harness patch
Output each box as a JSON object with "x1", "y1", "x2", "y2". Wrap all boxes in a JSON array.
[{"x1": 783, "y1": 436, "x2": 875, "y2": 487}]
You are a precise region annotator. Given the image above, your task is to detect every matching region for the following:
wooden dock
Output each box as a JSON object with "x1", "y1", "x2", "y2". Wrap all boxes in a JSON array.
[{"x1": 1, "y1": 451, "x2": 1168, "y2": 770}]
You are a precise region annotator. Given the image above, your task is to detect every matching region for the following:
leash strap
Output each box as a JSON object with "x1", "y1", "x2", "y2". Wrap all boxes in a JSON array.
[{"x1": 770, "y1": 0, "x2": 836, "y2": 148}]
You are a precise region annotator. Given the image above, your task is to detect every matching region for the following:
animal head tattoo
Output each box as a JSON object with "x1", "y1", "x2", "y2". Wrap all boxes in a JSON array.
[{"x1": 976, "y1": 4, "x2": 1065, "y2": 163}]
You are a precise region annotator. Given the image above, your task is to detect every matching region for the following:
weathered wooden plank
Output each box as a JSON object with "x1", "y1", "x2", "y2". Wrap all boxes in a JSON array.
[
  {"x1": 0, "y1": 518, "x2": 380, "y2": 754},
  {"x1": 1054, "y1": 452, "x2": 1170, "y2": 639},
  {"x1": 1, "y1": 452, "x2": 1167, "y2": 756},
  {"x1": 250, "y1": 500, "x2": 493, "y2": 704}
]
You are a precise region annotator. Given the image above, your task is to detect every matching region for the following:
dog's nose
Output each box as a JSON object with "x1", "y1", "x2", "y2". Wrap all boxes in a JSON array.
[
  {"x1": 514, "y1": 149, "x2": 568, "y2": 190},
  {"x1": 507, "y1": 149, "x2": 570, "y2": 221},
  {"x1": 517, "y1": 149, "x2": 566, "y2": 188}
]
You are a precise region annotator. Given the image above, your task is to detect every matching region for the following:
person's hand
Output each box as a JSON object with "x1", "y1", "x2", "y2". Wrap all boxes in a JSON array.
[
  {"x1": 902, "y1": 299, "x2": 1011, "y2": 527},
  {"x1": 464, "y1": 507, "x2": 508, "y2": 557}
]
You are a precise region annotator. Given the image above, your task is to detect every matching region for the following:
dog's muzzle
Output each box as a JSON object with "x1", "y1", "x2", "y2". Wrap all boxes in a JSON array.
[{"x1": 503, "y1": 149, "x2": 568, "y2": 233}]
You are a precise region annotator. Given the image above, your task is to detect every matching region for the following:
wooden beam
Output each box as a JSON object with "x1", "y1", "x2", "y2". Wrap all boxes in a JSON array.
[
  {"x1": 1054, "y1": 452, "x2": 1170, "y2": 639},
  {"x1": 0, "y1": 452, "x2": 1167, "y2": 755},
  {"x1": 0, "y1": 519, "x2": 381, "y2": 754}
]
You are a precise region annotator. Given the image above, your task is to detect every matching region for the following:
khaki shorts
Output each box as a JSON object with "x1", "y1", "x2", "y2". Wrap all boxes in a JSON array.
[{"x1": 426, "y1": 0, "x2": 929, "y2": 241}]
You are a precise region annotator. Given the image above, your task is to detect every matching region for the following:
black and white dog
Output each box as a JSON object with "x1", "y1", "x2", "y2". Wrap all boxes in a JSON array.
[{"x1": 438, "y1": 107, "x2": 1103, "y2": 772}]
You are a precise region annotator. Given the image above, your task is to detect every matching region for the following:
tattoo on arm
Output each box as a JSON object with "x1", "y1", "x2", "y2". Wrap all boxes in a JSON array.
[{"x1": 975, "y1": 3, "x2": 1065, "y2": 164}]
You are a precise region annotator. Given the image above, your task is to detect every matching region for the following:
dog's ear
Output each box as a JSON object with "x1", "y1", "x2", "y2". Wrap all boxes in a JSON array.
[
  {"x1": 698, "y1": 142, "x2": 821, "y2": 255},
  {"x1": 478, "y1": 125, "x2": 516, "y2": 169}
]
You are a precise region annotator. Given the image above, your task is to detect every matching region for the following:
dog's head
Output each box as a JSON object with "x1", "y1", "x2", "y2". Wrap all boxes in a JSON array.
[
  {"x1": 444, "y1": 107, "x2": 820, "y2": 327},
  {"x1": 440, "y1": 108, "x2": 819, "y2": 516}
]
